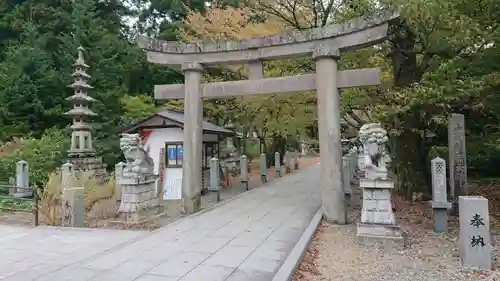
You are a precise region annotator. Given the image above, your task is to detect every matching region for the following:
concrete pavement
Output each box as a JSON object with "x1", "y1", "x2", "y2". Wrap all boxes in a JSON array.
[{"x1": 0, "y1": 164, "x2": 322, "y2": 281}]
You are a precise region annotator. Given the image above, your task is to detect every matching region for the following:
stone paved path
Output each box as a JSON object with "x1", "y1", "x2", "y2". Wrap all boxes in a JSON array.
[{"x1": 0, "y1": 164, "x2": 321, "y2": 281}]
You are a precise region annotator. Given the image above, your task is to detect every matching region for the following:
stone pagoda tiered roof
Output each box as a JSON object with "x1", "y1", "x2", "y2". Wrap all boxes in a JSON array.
[
  {"x1": 64, "y1": 46, "x2": 107, "y2": 179},
  {"x1": 65, "y1": 46, "x2": 97, "y2": 121}
]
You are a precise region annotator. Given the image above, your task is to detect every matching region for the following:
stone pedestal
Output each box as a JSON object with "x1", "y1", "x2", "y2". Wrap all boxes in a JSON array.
[
  {"x1": 68, "y1": 156, "x2": 108, "y2": 181},
  {"x1": 118, "y1": 175, "x2": 162, "y2": 224},
  {"x1": 356, "y1": 178, "x2": 403, "y2": 246}
]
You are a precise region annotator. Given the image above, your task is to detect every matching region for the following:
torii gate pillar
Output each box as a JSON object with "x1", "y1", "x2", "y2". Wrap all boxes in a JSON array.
[
  {"x1": 314, "y1": 47, "x2": 346, "y2": 223},
  {"x1": 181, "y1": 62, "x2": 204, "y2": 213}
]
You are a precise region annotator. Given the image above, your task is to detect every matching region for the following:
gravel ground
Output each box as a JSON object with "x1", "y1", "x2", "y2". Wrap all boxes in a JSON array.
[{"x1": 294, "y1": 187, "x2": 500, "y2": 281}]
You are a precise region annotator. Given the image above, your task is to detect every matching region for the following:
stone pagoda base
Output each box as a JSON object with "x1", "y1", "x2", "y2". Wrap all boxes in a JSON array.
[
  {"x1": 68, "y1": 155, "x2": 107, "y2": 180},
  {"x1": 356, "y1": 178, "x2": 403, "y2": 248},
  {"x1": 114, "y1": 175, "x2": 164, "y2": 226}
]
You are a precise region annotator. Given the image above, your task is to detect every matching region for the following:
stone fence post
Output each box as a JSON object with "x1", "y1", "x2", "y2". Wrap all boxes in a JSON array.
[
  {"x1": 285, "y1": 151, "x2": 291, "y2": 173},
  {"x1": 349, "y1": 150, "x2": 358, "y2": 184},
  {"x1": 115, "y1": 162, "x2": 125, "y2": 200},
  {"x1": 209, "y1": 157, "x2": 220, "y2": 202},
  {"x1": 274, "y1": 152, "x2": 281, "y2": 178},
  {"x1": 260, "y1": 153, "x2": 267, "y2": 183},
  {"x1": 240, "y1": 155, "x2": 249, "y2": 190},
  {"x1": 293, "y1": 152, "x2": 299, "y2": 170}
]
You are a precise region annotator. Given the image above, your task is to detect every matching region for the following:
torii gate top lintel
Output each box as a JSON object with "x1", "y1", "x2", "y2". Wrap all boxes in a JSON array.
[{"x1": 138, "y1": 11, "x2": 399, "y2": 66}]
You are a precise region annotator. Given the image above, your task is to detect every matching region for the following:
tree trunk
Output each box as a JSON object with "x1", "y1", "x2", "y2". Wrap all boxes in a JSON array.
[
  {"x1": 391, "y1": 130, "x2": 431, "y2": 200},
  {"x1": 266, "y1": 135, "x2": 286, "y2": 167},
  {"x1": 388, "y1": 19, "x2": 431, "y2": 198}
]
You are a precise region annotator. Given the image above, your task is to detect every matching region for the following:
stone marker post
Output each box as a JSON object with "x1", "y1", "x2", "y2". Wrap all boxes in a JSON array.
[
  {"x1": 240, "y1": 155, "x2": 249, "y2": 190},
  {"x1": 293, "y1": 152, "x2": 299, "y2": 170},
  {"x1": 209, "y1": 157, "x2": 221, "y2": 202},
  {"x1": 448, "y1": 113, "x2": 468, "y2": 206},
  {"x1": 431, "y1": 157, "x2": 451, "y2": 233},
  {"x1": 11, "y1": 160, "x2": 31, "y2": 198},
  {"x1": 115, "y1": 162, "x2": 125, "y2": 200},
  {"x1": 274, "y1": 152, "x2": 281, "y2": 178},
  {"x1": 285, "y1": 151, "x2": 291, "y2": 173},
  {"x1": 459, "y1": 196, "x2": 491, "y2": 269},
  {"x1": 260, "y1": 153, "x2": 267, "y2": 183}
]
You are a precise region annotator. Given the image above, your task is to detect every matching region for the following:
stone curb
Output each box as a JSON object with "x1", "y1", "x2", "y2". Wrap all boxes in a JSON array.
[{"x1": 272, "y1": 206, "x2": 323, "y2": 281}]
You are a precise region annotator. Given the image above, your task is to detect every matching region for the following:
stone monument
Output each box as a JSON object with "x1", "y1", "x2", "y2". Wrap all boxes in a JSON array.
[
  {"x1": 65, "y1": 46, "x2": 107, "y2": 179},
  {"x1": 117, "y1": 133, "x2": 161, "y2": 224},
  {"x1": 448, "y1": 113, "x2": 468, "y2": 210},
  {"x1": 459, "y1": 196, "x2": 492, "y2": 269},
  {"x1": 356, "y1": 123, "x2": 403, "y2": 245},
  {"x1": 10, "y1": 160, "x2": 32, "y2": 198}
]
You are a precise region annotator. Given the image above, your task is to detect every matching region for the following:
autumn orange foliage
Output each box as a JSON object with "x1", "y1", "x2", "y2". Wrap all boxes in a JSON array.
[{"x1": 181, "y1": 6, "x2": 286, "y2": 42}]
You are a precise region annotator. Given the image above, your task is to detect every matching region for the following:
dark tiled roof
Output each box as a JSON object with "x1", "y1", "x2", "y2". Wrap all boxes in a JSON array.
[
  {"x1": 122, "y1": 108, "x2": 235, "y2": 136},
  {"x1": 157, "y1": 109, "x2": 234, "y2": 135}
]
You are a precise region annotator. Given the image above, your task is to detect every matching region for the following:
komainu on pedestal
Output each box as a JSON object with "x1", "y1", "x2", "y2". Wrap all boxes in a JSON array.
[
  {"x1": 356, "y1": 123, "x2": 403, "y2": 247},
  {"x1": 117, "y1": 133, "x2": 162, "y2": 224}
]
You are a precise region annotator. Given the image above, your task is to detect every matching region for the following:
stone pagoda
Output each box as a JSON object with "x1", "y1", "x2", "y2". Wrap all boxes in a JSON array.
[{"x1": 65, "y1": 46, "x2": 106, "y2": 177}]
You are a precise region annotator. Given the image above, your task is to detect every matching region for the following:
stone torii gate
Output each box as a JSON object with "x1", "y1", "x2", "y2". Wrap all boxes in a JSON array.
[{"x1": 138, "y1": 11, "x2": 398, "y2": 224}]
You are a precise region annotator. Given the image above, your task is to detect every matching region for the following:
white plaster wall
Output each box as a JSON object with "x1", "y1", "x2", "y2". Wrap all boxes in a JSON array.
[
  {"x1": 144, "y1": 127, "x2": 183, "y2": 175},
  {"x1": 143, "y1": 127, "x2": 221, "y2": 200}
]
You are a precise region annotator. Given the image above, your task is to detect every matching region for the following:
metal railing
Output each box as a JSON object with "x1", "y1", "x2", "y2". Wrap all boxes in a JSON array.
[{"x1": 0, "y1": 185, "x2": 39, "y2": 226}]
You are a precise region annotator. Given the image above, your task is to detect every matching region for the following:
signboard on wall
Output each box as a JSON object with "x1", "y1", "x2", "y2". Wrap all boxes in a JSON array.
[
  {"x1": 167, "y1": 147, "x2": 177, "y2": 160},
  {"x1": 178, "y1": 148, "x2": 183, "y2": 160}
]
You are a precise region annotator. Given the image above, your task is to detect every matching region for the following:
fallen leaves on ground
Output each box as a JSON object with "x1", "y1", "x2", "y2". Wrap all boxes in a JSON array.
[{"x1": 293, "y1": 223, "x2": 325, "y2": 281}]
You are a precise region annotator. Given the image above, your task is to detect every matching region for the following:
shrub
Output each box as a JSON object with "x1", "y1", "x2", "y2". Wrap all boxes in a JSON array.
[
  {"x1": 0, "y1": 127, "x2": 69, "y2": 188},
  {"x1": 38, "y1": 170, "x2": 117, "y2": 225}
]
